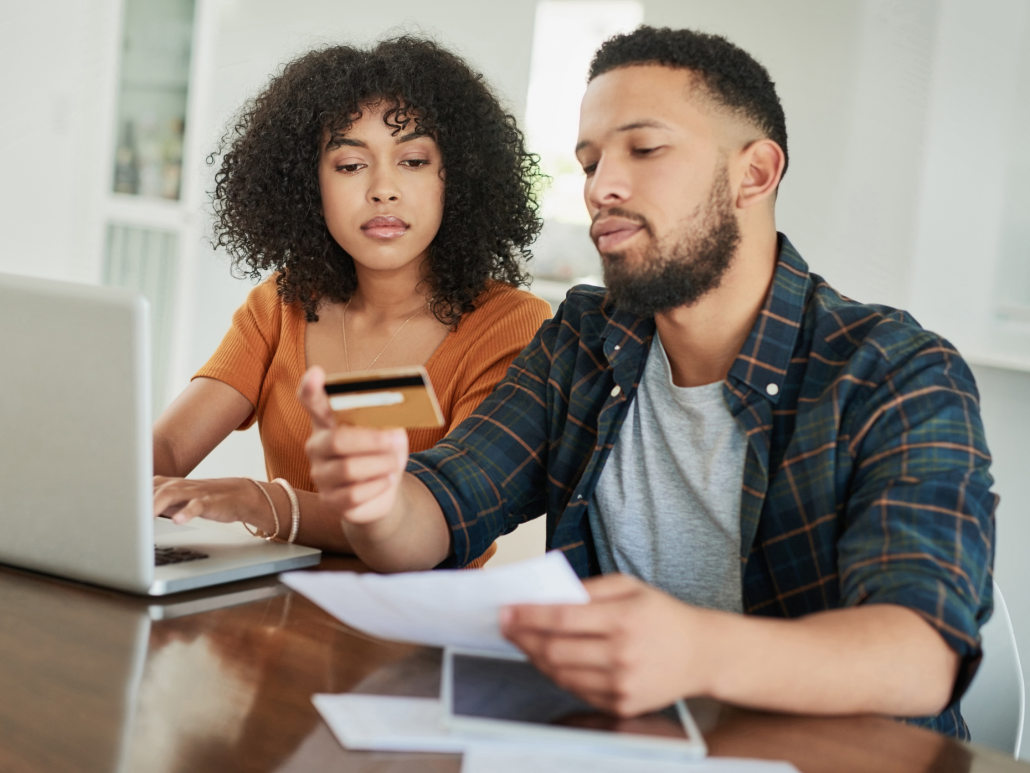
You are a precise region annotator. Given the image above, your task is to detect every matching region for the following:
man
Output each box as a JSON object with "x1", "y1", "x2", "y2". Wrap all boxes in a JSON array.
[{"x1": 298, "y1": 27, "x2": 995, "y2": 738}]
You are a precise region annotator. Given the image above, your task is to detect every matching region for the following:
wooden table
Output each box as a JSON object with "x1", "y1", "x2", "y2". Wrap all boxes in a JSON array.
[{"x1": 1, "y1": 558, "x2": 1026, "y2": 773}]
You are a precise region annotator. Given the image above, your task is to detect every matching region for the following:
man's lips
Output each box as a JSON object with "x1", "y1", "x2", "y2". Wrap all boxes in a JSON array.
[
  {"x1": 591, "y1": 218, "x2": 644, "y2": 251},
  {"x1": 361, "y1": 215, "x2": 409, "y2": 239}
]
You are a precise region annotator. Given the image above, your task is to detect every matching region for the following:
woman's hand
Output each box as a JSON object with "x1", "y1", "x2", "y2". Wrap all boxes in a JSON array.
[{"x1": 153, "y1": 476, "x2": 281, "y2": 536}]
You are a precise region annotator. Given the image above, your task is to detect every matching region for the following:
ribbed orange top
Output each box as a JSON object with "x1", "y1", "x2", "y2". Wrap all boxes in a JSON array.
[{"x1": 195, "y1": 278, "x2": 552, "y2": 493}]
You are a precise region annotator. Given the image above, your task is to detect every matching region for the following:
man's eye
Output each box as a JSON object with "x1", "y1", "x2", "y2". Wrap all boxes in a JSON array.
[
  {"x1": 633, "y1": 146, "x2": 658, "y2": 156},
  {"x1": 335, "y1": 163, "x2": 365, "y2": 173},
  {"x1": 581, "y1": 163, "x2": 597, "y2": 175}
]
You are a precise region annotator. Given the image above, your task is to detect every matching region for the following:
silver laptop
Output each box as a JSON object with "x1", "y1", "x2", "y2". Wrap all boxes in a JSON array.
[{"x1": 0, "y1": 271, "x2": 321, "y2": 594}]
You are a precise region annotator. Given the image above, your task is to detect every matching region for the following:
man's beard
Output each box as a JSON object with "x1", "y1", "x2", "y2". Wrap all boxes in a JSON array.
[{"x1": 599, "y1": 166, "x2": 741, "y2": 317}]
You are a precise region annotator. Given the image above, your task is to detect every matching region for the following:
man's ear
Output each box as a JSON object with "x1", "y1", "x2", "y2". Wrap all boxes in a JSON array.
[{"x1": 736, "y1": 138, "x2": 785, "y2": 209}]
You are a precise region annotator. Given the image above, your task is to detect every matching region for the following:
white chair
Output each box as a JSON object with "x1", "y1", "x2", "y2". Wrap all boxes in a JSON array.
[{"x1": 962, "y1": 580, "x2": 1025, "y2": 757}]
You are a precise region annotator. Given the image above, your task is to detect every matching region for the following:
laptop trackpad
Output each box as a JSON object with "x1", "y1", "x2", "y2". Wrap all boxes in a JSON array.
[{"x1": 154, "y1": 518, "x2": 199, "y2": 537}]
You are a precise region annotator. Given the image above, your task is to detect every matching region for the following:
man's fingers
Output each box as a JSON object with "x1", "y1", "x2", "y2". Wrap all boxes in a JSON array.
[
  {"x1": 502, "y1": 601, "x2": 621, "y2": 638},
  {"x1": 510, "y1": 629, "x2": 614, "y2": 670},
  {"x1": 298, "y1": 366, "x2": 335, "y2": 431},
  {"x1": 582, "y1": 573, "x2": 644, "y2": 601},
  {"x1": 328, "y1": 452, "x2": 402, "y2": 484},
  {"x1": 306, "y1": 424, "x2": 407, "y2": 460},
  {"x1": 320, "y1": 475, "x2": 397, "y2": 521}
]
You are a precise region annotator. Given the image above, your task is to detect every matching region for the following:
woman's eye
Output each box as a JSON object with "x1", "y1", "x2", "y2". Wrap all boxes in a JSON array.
[
  {"x1": 581, "y1": 163, "x2": 597, "y2": 176},
  {"x1": 632, "y1": 146, "x2": 660, "y2": 157},
  {"x1": 335, "y1": 163, "x2": 365, "y2": 173},
  {"x1": 401, "y1": 159, "x2": 430, "y2": 168}
]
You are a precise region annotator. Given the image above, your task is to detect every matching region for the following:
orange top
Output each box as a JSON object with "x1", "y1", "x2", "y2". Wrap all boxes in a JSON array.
[{"x1": 195, "y1": 278, "x2": 552, "y2": 492}]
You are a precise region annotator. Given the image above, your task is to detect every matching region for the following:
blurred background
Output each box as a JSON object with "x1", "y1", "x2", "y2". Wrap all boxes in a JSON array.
[{"x1": 1, "y1": 0, "x2": 1028, "y2": 750}]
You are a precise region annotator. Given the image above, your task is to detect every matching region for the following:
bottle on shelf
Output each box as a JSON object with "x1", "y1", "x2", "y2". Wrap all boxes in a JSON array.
[
  {"x1": 161, "y1": 117, "x2": 184, "y2": 200},
  {"x1": 113, "y1": 119, "x2": 139, "y2": 195}
]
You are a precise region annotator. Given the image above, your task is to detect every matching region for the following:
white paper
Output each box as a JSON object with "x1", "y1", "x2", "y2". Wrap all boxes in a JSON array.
[
  {"x1": 312, "y1": 695, "x2": 800, "y2": 773},
  {"x1": 282, "y1": 551, "x2": 589, "y2": 653},
  {"x1": 312, "y1": 694, "x2": 466, "y2": 753},
  {"x1": 462, "y1": 750, "x2": 801, "y2": 773}
]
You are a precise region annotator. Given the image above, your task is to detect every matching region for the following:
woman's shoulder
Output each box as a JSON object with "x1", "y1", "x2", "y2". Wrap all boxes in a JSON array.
[
  {"x1": 468, "y1": 280, "x2": 552, "y2": 323},
  {"x1": 240, "y1": 275, "x2": 305, "y2": 322}
]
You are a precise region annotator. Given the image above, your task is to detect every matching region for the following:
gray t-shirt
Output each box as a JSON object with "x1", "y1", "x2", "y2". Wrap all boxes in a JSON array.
[{"x1": 588, "y1": 332, "x2": 747, "y2": 613}]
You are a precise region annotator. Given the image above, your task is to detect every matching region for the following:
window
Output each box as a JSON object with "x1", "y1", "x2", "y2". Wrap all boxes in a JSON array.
[{"x1": 524, "y1": 1, "x2": 643, "y2": 302}]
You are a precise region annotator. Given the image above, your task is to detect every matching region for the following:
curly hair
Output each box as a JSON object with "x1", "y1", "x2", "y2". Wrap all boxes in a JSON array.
[
  {"x1": 211, "y1": 37, "x2": 541, "y2": 324},
  {"x1": 590, "y1": 26, "x2": 788, "y2": 179}
]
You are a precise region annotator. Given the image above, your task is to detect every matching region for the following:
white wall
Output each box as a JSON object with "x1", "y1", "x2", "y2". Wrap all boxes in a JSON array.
[{"x1": 0, "y1": 0, "x2": 121, "y2": 284}]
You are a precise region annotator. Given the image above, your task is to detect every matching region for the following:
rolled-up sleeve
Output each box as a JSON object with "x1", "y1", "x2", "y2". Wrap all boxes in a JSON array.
[
  {"x1": 837, "y1": 338, "x2": 996, "y2": 683},
  {"x1": 408, "y1": 315, "x2": 561, "y2": 567}
]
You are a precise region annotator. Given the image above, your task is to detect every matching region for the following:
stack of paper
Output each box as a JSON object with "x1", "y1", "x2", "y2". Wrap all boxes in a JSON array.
[
  {"x1": 312, "y1": 694, "x2": 800, "y2": 773},
  {"x1": 289, "y1": 554, "x2": 800, "y2": 773},
  {"x1": 461, "y1": 750, "x2": 801, "y2": 773}
]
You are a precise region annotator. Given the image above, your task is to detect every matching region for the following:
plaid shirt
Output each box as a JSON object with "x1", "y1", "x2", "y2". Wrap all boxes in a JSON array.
[{"x1": 410, "y1": 234, "x2": 996, "y2": 738}]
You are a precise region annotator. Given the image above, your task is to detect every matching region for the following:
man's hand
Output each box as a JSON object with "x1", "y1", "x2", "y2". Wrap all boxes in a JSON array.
[
  {"x1": 502, "y1": 573, "x2": 961, "y2": 720},
  {"x1": 298, "y1": 366, "x2": 408, "y2": 525},
  {"x1": 500, "y1": 574, "x2": 716, "y2": 717}
]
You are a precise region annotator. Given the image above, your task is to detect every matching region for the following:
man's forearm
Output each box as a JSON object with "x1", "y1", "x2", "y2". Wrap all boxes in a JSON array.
[
  {"x1": 342, "y1": 473, "x2": 451, "y2": 572},
  {"x1": 701, "y1": 603, "x2": 960, "y2": 717}
]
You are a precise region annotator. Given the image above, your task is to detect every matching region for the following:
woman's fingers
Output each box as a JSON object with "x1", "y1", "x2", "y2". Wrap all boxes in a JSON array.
[{"x1": 151, "y1": 477, "x2": 260, "y2": 526}]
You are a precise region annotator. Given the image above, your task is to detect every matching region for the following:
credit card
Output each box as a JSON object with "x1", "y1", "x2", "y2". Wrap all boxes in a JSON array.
[{"x1": 323, "y1": 366, "x2": 444, "y2": 429}]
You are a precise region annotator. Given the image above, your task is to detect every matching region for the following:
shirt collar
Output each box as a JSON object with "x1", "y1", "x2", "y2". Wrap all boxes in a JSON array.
[
  {"x1": 726, "y1": 233, "x2": 809, "y2": 404},
  {"x1": 599, "y1": 233, "x2": 809, "y2": 404}
]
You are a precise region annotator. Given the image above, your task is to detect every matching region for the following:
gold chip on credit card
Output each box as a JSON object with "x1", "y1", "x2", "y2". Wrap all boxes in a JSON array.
[{"x1": 323, "y1": 366, "x2": 444, "y2": 429}]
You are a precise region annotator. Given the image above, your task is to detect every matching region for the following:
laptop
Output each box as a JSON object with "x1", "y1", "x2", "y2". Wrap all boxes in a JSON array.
[{"x1": 0, "y1": 271, "x2": 321, "y2": 595}]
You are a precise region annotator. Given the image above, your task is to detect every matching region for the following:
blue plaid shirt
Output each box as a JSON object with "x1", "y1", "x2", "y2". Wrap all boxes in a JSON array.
[{"x1": 410, "y1": 234, "x2": 996, "y2": 738}]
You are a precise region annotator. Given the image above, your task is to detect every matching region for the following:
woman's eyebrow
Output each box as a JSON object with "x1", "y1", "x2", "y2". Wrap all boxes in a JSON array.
[
  {"x1": 324, "y1": 133, "x2": 425, "y2": 151},
  {"x1": 325, "y1": 136, "x2": 366, "y2": 150}
]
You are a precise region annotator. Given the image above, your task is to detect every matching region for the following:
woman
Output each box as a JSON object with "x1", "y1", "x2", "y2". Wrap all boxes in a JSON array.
[{"x1": 152, "y1": 37, "x2": 551, "y2": 564}]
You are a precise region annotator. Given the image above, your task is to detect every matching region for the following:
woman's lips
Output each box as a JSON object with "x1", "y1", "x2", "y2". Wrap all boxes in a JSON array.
[{"x1": 361, "y1": 216, "x2": 409, "y2": 239}]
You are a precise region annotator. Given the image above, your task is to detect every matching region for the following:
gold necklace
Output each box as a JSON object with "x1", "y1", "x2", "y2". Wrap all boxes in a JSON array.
[{"x1": 341, "y1": 297, "x2": 427, "y2": 372}]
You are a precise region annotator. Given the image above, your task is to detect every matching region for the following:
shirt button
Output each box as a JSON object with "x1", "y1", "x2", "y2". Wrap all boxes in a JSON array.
[
  {"x1": 613, "y1": 345, "x2": 620, "y2": 351},
  {"x1": 766, "y1": 383, "x2": 779, "y2": 396},
  {"x1": 611, "y1": 385, "x2": 621, "y2": 397}
]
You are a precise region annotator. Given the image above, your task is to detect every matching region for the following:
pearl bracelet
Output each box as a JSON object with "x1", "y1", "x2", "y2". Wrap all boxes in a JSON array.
[{"x1": 272, "y1": 478, "x2": 300, "y2": 543}]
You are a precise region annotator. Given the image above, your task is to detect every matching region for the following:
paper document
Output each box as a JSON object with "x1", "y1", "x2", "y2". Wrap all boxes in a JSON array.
[
  {"x1": 281, "y1": 551, "x2": 589, "y2": 653},
  {"x1": 462, "y1": 750, "x2": 801, "y2": 773},
  {"x1": 313, "y1": 694, "x2": 468, "y2": 753},
  {"x1": 313, "y1": 695, "x2": 799, "y2": 773}
]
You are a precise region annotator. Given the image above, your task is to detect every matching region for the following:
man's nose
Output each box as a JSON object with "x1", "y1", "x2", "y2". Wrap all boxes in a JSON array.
[{"x1": 584, "y1": 155, "x2": 631, "y2": 212}]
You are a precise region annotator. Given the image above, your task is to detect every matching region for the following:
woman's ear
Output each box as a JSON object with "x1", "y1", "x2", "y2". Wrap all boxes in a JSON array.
[{"x1": 736, "y1": 138, "x2": 785, "y2": 209}]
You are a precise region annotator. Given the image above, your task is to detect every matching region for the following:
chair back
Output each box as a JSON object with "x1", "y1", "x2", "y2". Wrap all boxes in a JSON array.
[{"x1": 962, "y1": 580, "x2": 1025, "y2": 757}]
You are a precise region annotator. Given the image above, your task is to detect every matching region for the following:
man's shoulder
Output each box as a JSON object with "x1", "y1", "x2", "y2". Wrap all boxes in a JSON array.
[{"x1": 805, "y1": 274, "x2": 955, "y2": 375}]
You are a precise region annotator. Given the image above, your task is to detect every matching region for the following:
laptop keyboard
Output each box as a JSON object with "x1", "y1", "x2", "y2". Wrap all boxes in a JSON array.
[{"x1": 154, "y1": 546, "x2": 210, "y2": 566}]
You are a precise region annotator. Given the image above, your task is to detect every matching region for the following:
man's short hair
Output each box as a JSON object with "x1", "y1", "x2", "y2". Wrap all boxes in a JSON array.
[{"x1": 589, "y1": 26, "x2": 789, "y2": 178}]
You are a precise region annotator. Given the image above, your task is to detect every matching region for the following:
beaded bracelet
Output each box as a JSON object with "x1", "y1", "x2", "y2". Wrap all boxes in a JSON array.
[
  {"x1": 272, "y1": 478, "x2": 300, "y2": 543},
  {"x1": 243, "y1": 477, "x2": 280, "y2": 541}
]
